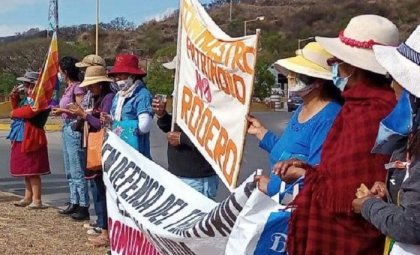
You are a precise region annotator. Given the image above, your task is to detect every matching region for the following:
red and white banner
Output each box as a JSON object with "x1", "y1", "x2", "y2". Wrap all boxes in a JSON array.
[{"x1": 103, "y1": 131, "x2": 260, "y2": 255}]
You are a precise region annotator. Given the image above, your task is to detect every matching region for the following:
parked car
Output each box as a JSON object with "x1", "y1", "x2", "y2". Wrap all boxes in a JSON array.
[{"x1": 287, "y1": 96, "x2": 303, "y2": 112}]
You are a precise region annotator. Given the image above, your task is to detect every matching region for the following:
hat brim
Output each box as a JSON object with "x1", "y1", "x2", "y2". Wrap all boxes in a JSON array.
[
  {"x1": 374, "y1": 45, "x2": 420, "y2": 98},
  {"x1": 274, "y1": 55, "x2": 332, "y2": 80},
  {"x1": 80, "y1": 76, "x2": 113, "y2": 88},
  {"x1": 162, "y1": 61, "x2": 176, "y2": 70},
  {"x1": 316, "y1": 36, "x2": 387, "y2": 75},
  {"x1": 75, "y1": 62, "x2": 90, "y2": 68},
  {"x1": 16, "y1": 77, "x2": 35, "y2": 83},
  {"x1": 108, "y1": 66, "x2": 147, "y2": 77}
]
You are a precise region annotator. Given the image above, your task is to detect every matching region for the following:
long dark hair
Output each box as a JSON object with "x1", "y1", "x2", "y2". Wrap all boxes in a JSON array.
[
  {"x1": 362, "y1": 69, "x2": 393, "y2": 88},
  {"x1": 93, "y1": 82, "x2": 113, "y2": 110},
  {"x1": 59, "y1": 56, "x2": 81, "y2": 82},
  {"x1": 409, "y1": 95, "x2": 420, "y2": 160},
  {"x1": 320, "y1": 80, "x2": 345, "y2": 105}
]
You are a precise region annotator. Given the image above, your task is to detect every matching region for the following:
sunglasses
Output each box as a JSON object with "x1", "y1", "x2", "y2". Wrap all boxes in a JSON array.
[{"x1": 327, "y1": 57, "x2": 344, "y2": 66}]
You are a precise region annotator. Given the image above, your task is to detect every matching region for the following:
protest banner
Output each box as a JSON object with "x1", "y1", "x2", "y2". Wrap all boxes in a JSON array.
[
  {"x1": 172, "y1": 0, "x2": 260, "y2": 190},
  {"x1": 103, "y1": 131, "x2": 282, "y2": 255}
]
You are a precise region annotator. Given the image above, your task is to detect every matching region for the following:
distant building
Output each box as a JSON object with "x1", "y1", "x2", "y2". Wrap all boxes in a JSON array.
[{"x1": 268, "y1": 64, "x2": 288, "y2": 111}]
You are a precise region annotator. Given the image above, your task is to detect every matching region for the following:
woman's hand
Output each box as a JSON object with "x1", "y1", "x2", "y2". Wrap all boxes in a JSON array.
[
  {"x1": 272, "y1": 159, "x2": 308, "y2": 183},
  {"x1": 9, "y1": 86, "x2": 19, "y2": 97},
  {"x1": 68, "y1": 105, "x2": 86, "y2": 119},
  {"x1": 254, "y1": 174, "x2": 270, "y2": 194},
  {"x1": 246, "y1": 115, "x2": 267, "y2": 140},
  {"x1": 51, "y1": 107, "x2": 70, "y2": 116},
  {"x1": 152, "y1": 98, "x2": 167, "y2": 118},
  {"x1": 100, "y1": 112, "x2": 112, "y2": 127},
  {"x1": 352, "y1": 196, "x2": 372, "y2": 214},
  {"x1": 370, "y1": 181, "x2": 388, "y2": 200}
]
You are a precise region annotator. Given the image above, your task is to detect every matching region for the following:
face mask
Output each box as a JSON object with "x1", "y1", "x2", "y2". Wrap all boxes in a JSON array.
[
  {"x1": 289, "y1": 82, "x2": 318, "y2": 98},
  {"x1": 117, "y1": 77, "x2": 135, "y2": 91},
  {"x1": 332, "y1": 63, "x2": 350, "y2": 91},
  {"x1": 371, "y1": 89, "x2": 413, "y2": 155},
  {"x1": 116, "y1": 80, "x2": 127, "y2": 90},
  {"x1": 58, "y1": 73, "x2": 65, "y2": 83}
]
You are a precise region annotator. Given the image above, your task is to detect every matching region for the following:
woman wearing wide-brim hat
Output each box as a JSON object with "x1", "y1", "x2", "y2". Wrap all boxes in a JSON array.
[
  {"x1": 275, "y1": 15, "x2": 399, "y2": 255},
  {"x1": 7, "y1": 71, "x2": 51, "y2": 209},
  {"x1": 68, "y1": 65, "x2": 115, "y2": 247},
  {"x1": 351, "y1": 25, "x2": 420, "y2": 255},
  {"x1": 103, "y1": 53, "x2": 154, "y2": 158},
  {"x1": 248, "y1": 42, "x2": 343, "y2": 200}
]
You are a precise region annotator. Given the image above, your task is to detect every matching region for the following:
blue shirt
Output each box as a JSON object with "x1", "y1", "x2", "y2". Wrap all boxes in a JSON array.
[
  {"x1": 7, "y1": 97, "x2": 30, "y2": 142},
  {"x1": 259, "y1": 101, "x2": 341, "y2": 203},
  {"x1": 110, "y1": 82, "x2": 153, "y2": 159}
]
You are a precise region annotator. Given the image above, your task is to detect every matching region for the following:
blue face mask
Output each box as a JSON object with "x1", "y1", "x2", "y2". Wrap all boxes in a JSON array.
[
  {"x1": 371, "y1": 89, "x2": 413, "y2": 155},
  {"x1": 58, "y1": 72, "x2": 65, "y2": 83},
  {"x1": 332, "y1": 63, "x2": 349, "y2": 91}
]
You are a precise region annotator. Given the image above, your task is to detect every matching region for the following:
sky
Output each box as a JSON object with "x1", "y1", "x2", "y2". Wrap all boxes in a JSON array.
[{"x1": 0, "y1": 0, "x2": 213, "y2": 37}]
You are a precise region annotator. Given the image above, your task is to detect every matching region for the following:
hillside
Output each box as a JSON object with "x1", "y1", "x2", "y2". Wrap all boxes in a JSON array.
[{"x1": 0, "y1": 0, "x2": 419, "y2": 98}]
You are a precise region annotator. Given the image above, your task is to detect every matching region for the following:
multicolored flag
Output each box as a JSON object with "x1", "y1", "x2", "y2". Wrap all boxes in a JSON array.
[{"x1": 32, "y1": 31, "x2": 59, "y2": 111}]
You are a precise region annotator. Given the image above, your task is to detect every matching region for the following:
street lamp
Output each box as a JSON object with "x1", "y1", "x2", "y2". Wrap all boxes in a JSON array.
[{"x1": 244, "y1": 16, "x2": 265, "y2": 36}]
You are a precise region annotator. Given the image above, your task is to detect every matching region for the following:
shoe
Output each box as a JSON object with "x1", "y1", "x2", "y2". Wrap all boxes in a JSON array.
[
  {"x1": 13, "y1": 199, "x2": 32, "y2": 207},
  {"x1": 27, "y1": 202, "x2": 48, "y2": 210},
  {"x1": 88, "y1": 235, "x2": 109, "y2": 247},
  {"x1": 58, "y1": 203, "x2": 79, "y2": 215},
  {"x1": 87, "y1": 227, "x2": 102, "y2": 235},
  {"x1": 83, "y1": 222, "x2": 98, "y2": 229},
  {"x1": 71, "y1": 206, "x2": 90, "y2": 221}
]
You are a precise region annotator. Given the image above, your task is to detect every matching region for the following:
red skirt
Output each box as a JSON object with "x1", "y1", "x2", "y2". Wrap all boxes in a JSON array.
[{"x1": 10, "y1": 142, "x2": 51, "y2": 177}]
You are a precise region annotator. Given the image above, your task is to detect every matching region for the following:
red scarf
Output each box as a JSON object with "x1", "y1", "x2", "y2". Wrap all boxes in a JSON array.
[{"x1": 288, "y1": 82, "x2": 396, "y2": 255}]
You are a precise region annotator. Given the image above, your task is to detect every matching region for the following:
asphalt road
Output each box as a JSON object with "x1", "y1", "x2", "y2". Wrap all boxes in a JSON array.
[{"x1": 0, "y1": 112, "x2": 291, "y2": 207}]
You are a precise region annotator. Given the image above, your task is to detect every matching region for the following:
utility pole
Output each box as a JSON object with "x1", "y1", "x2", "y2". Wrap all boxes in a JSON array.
[
  {"x1": 96, "y1": 0, "x2": 99, "y2": 55},
  {"x1": 229, "y1": 0, "x2": 232, "y2": 22},
  {"x1": 48, "y1": 0, "x2": 59, "y2": 35}
]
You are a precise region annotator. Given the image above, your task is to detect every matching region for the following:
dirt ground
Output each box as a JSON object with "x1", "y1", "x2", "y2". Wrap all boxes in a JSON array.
[{"x1": 0, "y1": 192, "x2": 108, "y2": 255}]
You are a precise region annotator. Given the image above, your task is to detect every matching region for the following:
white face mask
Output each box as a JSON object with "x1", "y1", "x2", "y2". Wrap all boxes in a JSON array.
[
  {"x1": 288, "y1": 74, "x2": 318, "y2": 98},
  {"x1": 289, "y1": 83, "x2": 318, "y2": 98},
  {"x1": 116, "y1": 80, "x2": 127, "y2": 90},
  {"x1": 116, "y1": 77, "x2": 135, "y2": 91}
]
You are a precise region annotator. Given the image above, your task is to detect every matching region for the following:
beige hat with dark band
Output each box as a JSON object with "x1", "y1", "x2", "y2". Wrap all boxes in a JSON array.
[
  {"x1": 76, "y1": 54, "x2": 106, "y2": 68},
  {"x1": 80, "y1": 66, "x2": 113, "y2": 87}
]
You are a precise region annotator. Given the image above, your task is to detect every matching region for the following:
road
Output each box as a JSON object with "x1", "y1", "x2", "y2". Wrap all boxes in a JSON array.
[{"x1": 0, "y1": 112, "x2": 291, "y2": 208}]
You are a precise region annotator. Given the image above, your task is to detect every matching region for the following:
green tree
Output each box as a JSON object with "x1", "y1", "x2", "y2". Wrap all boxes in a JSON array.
[
  {"x1": 145, "y1": 59, "x2": 174, "y2": 95},
  {"x1": 0, "y1": 72, "x2": 17, "y2": 100},
  {"x1": 253, "y1": 58, "x2": 275, "y2": 100}
]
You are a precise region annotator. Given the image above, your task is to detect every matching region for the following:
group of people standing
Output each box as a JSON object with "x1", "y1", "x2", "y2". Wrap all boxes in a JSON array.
[
  {"x1": 6, "y1": 12, "x2": 420, "y2": 255},
  {"x1": 249, "y1": 15, "x2": 420, "y2": 255},
  {"x1": 7, "y1": 49, "x2": 220, "y2": 248}
]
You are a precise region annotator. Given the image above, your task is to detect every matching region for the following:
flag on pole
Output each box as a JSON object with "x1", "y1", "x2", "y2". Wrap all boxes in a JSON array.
[{"x1": 32, "y1": 32, "x2": 59, "y2": 111}]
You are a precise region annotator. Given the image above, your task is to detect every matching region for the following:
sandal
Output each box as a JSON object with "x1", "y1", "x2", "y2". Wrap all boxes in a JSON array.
[
  {"x1": 27, "y1": 202, "x2": 48, "y2": 210},
  {"x1": 88, "y1": 235, "x2": 109, "y2": 247},
  {"x1": 13, "y1": 199, "x2": 32, "y2": 207}
]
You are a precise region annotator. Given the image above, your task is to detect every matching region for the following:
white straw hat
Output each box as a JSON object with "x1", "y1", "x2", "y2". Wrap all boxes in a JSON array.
[
  {"x1": 373, "y1": 25, "x2": 420, "y2": 98},
  {"x1": 80, "y1": 66, "x2": 113, "y2": 87},
  {"x1": 274, "y1": 42, "x2": 333, "y2": 80},
  {"x1": 162, "y1": 56, "x2": 177, "y2": 70},
  {"x1": 316, "y1": 15, "x2": 399, "y2": 75}
]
